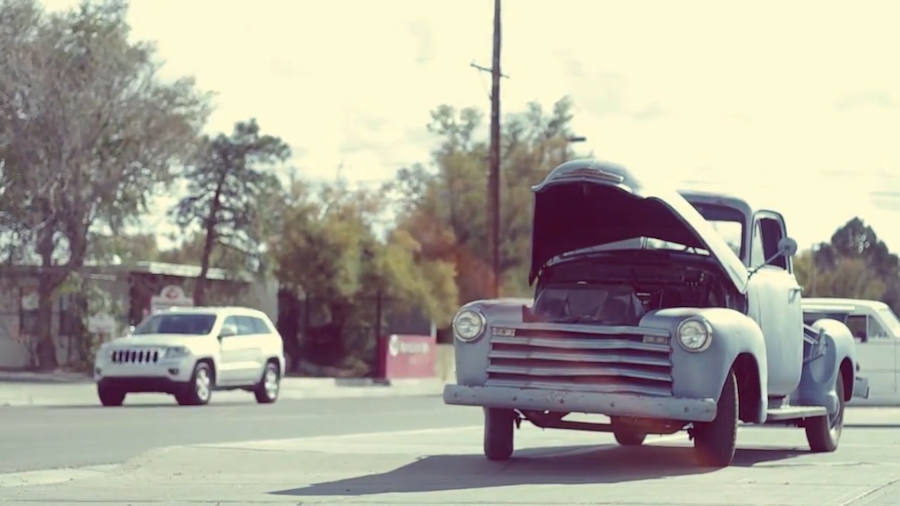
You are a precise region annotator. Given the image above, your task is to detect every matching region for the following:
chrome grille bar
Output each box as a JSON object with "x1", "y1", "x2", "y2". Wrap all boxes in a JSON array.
[
  {"x1": 111, "y1": 348, "x2": 162, "y2": 364},
  {"x1": 486, "y1": 325, "x2": 673, "y2": 396}
]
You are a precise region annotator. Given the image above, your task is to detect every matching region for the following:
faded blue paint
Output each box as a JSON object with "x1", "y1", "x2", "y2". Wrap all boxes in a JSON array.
[
  {"x1": 447, "y1": 159, "x2": 864, "y2": 434},
  {"x1": 794, "y1": 318, "x2": 858, "y2": 413}
]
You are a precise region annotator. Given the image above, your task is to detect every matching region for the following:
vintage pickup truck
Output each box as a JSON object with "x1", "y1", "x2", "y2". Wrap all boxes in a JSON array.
[{"x1": 443, "y1": 159, "x2": 869, "y2": 467}]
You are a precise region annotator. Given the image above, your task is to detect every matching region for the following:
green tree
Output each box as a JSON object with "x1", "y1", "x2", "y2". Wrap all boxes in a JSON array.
[
  {"x1": 86, "y1": 232, "x2": 159, "y2": 265},
  {"x1": 156, "y1": 231, "x2": 250, "y2": 273},
  {"x1": 795, "y1": 218, "x2": 900, "y2": 313},
  {"x1": 172, "y1": 119, "x2": 289, "y2": 305},
  {"x1": 274, "y1": 181, "x2": 457, "y2": 367},
  {"x1": 394, "y1": 96, "x2": 581, "y2": 304},
  {"x1": 796, "y1": 252, "x2": 886, "y2": 301},
  {"x1": 0, "y1": 0, "x2": 209, "y2": 368}
]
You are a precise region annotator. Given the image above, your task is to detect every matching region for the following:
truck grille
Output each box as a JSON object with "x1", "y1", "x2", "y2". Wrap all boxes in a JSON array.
[
  {"x1": 486, "y1": 325, "x2": 673, "y2": 396},
  {"x1": 111, "y1": 348, "x2": 161, "y2": 364}
]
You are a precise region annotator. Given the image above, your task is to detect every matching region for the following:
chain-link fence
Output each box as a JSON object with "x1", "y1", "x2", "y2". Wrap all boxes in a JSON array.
[{"x1": 277, "y1": 290, "x2": 433, "y2": 376}]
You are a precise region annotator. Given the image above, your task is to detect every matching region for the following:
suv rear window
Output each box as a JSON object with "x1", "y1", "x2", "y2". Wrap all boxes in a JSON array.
[
  {"x1": 249, "y1": 317, "x2": 270, "y2": 334},
  {"x1": 229, "y1": 315, "x2": 270, "y2": 335}
]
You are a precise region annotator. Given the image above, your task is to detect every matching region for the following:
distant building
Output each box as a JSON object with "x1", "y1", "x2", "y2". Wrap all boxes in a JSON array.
[{"x1": 0, "y1": 262, "x2": 277, "y2": 369}]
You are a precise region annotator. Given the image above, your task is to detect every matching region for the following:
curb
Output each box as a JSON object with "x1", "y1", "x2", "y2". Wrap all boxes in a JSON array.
[{"x1": 0, "y1": 376, "x2": 447, "y2": 407}]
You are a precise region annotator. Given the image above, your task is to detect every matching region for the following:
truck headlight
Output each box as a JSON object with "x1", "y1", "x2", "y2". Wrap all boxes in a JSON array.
[
  {"x1": 677, "y1": 317, "x2": 712, "y2": 352},
  {"x1": 164, "y1": 346, "x2": 190, "y2": 359},
  {"x1": 453, "y1": 309, "x2": 486, "y2": 342}
]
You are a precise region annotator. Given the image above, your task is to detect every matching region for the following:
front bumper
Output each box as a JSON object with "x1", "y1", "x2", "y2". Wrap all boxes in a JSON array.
[
  {"x1": 94, "y1": 356, "x2": 195, "y2": 383},
  {"x1": 443, "y1": 384, "x2": 717, "y2": 422},
  {"x1": 98, "y1": 376, "x2": 188, "y2": 394}
]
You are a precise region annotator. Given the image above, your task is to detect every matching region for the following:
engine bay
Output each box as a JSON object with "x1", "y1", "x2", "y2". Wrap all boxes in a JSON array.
[{"x1": 528, "y1": 253, "x2": 740, "y2": 325}]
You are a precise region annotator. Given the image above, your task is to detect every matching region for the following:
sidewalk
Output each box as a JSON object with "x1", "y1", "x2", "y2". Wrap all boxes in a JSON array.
[
  {"x1": 3, "y1": 407, "x2": 899, "y2": 503},
  {"x1": 0, "y1": 370, "x2": 94, "y2": 384},
  {"x1": 0, "y1": 371, "x2": 446, "y2": 407}
]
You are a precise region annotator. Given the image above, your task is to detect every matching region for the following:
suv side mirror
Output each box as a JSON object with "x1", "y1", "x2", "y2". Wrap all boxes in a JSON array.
[{"x1": 219, "y1": 323, "x2": 238, "y2": 339}]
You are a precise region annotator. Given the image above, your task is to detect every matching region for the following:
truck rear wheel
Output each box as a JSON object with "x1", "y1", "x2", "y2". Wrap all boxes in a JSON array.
[
  {"x1": 805, "y1": 373, "x2": 845, "y2": 453},
  {"x1": 693, "y1": 369, "x2": 738, "y2": 467},
  {"x1": 483, "y1": 408, "x2": 515, "y2": 461}
]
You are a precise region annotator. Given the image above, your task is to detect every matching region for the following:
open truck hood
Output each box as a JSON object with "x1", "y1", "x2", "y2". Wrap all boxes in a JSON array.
[{"x1": 529, "y1": 160, "x2": 748, "y2": 292}]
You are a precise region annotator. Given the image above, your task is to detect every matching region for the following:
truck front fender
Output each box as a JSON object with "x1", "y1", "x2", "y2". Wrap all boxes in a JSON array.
[
  {"x1": 794, "y1": 318, "x2": 856, "y2": 411},
  {"x1": 641, "y1": 307, "x2": 768, "y2": 423}
]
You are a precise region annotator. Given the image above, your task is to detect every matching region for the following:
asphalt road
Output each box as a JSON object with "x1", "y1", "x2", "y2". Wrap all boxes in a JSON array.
[
  {"x1": 1, "y1": 395, "x2": 480, "y2": 473},
  {"x1": 4, "y1": 396, "x2": 900, "y2": 504}
]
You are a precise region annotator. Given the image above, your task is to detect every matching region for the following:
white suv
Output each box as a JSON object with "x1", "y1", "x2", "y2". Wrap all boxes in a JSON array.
[{"x1": 94, "y1": 307, "x2": 285, "y2": 407}]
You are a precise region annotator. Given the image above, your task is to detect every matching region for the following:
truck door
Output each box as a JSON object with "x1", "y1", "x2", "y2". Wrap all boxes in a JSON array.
[{"x1": 745, "y1": 213, "x2": 804, "y2": 396}]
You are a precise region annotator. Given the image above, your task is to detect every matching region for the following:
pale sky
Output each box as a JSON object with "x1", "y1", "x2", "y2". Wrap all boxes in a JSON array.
[{"x1": 44, "y1": 0, "x2": 900, "y2": 253}]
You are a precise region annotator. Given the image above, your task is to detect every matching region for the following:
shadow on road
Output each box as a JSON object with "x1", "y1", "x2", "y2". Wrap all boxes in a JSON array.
[
  {"x1": 271, "y1": 443, "x2": 808, "y2": 496},
  {"x1": 45, "y1": 400, "x2": 261, "y2": 409},
  {"x1": 46, "y1": 403, "x2": 180, "y2": 409}
]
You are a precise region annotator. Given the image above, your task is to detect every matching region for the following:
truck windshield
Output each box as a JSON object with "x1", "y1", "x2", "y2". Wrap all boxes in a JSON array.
[
  {"x1": 133, "y1": 314, "x2": 217, "y2": 335},
  {"x1": 690, "y1": 203, "x2": 744, "y2": 258},
  {"x1": 708, "y1": 220, "x2": 742, "y2": 258}
]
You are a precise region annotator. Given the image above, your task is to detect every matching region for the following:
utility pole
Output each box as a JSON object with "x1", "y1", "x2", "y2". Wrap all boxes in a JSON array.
[
  {"x1": 471, "y1": 0, "x2": 505, "y2": 299},
  {"x1": 488, "y1": 0, "x2": 502, "y2": 299}
]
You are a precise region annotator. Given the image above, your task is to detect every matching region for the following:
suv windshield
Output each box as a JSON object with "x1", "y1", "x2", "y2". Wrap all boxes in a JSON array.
[{"x1": 133, "y1": 314, "x2": 217, "y2": 335}]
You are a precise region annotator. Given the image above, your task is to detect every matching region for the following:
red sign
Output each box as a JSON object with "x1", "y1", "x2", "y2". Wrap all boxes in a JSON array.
[
  {"x1": 150, "y1": 285, "x2": 193, "y2": 313},
  {"x1": 378, "y1": 334, "x2": 436, "y2": 379}
]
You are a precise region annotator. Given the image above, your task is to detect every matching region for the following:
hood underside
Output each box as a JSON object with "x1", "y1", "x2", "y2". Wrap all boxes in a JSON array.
[{"x1": 528, "y1": 160, "x2": 748, "y2": 291}]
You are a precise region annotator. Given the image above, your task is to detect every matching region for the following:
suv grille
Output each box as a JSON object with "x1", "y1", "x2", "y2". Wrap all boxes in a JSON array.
[
  {"x1": 111, "y1": 349, "x2": 161, "y2": 364},
  {"x1": 486, "y1": 324, "x2": 673, "y2": 396}
]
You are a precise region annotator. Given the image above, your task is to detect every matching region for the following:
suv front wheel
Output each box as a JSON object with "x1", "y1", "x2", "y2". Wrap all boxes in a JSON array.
[
  {"x1": 98, "y1": 383, "x2": 126, "y2": 407},
  {"x1": 176, "y1": 361, "x2": 213, "y2": 406},
  {"x1": 254, "y1": 361, "x2": 280, "y2": 404}
]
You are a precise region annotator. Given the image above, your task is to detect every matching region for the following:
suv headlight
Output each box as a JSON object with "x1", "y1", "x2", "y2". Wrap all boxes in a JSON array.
[
  {"x1": 164, "y1": 346, "x2": 190, "y2": 359},
  {"x1": 677, "y1": 317, "x2": 712, "y2": 352},
  {"x1": 96, "y1": 345, "x2": 111, "y2": 360},
  {"x1": 453, "y1": 309, "x2": 486, "y2": 342}
]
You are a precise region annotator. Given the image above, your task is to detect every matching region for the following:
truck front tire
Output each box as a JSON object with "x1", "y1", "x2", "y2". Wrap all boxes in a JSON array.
[
  {"x1": 693, "y1": 369, "x2": 738, "y2": 467},
  {"x1": 805, "y1": 373, "x2": 845, "y2": 452},
  {"x1": 612, "y1": 418, "x2": 646, "y2": 446},
  {"x1": 483, "y1": 407, "x2": 515, "y2": 461}
]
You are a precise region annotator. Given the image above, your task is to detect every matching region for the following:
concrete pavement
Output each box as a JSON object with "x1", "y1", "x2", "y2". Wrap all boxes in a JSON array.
[{"x1": 3, "y1": 397, "x2": 900, "y2": 504}]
